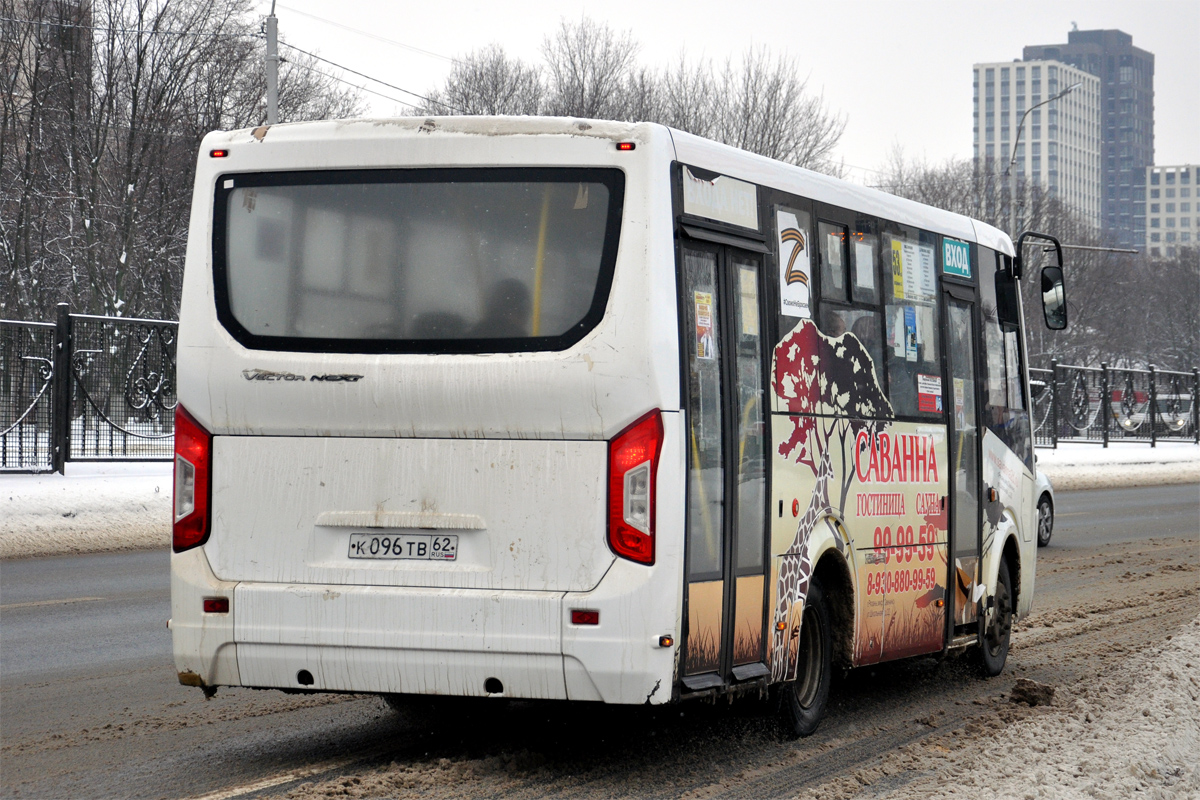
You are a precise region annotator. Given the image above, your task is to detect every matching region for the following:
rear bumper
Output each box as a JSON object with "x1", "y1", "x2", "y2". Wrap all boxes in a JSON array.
[{"x1": 171, "y1": 546, "x2": 681, "y2": 704}]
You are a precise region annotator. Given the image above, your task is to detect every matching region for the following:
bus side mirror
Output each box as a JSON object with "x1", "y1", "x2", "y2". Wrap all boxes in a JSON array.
[
  {"x1": 1041, "y1": 265, "x2": 1067, "y2": 330},
  {"x1": 1015, "y1": 230, "x2": 1067, "y2": 330}
]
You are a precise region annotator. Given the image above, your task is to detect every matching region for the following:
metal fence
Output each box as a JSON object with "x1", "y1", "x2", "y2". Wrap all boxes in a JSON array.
[
  {"x1": 1031, "y1": 361, "x2": 1200, "y2": 448},
  {"x1": 0, "y1": 321, "x2": 57, "y2": 471},
  {"x1": 1, "y1": 304, "x2": 176, "y2": 472}
]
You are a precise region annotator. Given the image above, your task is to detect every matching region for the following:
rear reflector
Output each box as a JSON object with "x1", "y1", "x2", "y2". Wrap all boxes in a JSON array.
[
  {"x1": 607, "y1": 410, "x2": 663, "y2": 565},
  {"x1": 173, "y1": 405, "x2": 212, "y2": 552},
  {"x1": 571, "y1": 609, "x2": 600, "y2": 625},
  {"x1": 203, "y1": 597, "x2": 229, "y2": 614}
]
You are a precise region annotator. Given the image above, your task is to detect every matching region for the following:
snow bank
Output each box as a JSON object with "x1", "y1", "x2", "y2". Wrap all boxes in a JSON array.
[
  {"x1": 807, "y1": 615, "x2": 1200, "y2": 799},
  {"x1": 0, "y1": 462, "x2": 171, "y2": 559},
  {"x1": 1037, "y1": 441, "x2": 1200, "y2": 491},
  {"x1": 959, "y1": 616, "x2": 1200, "y2": 799}
]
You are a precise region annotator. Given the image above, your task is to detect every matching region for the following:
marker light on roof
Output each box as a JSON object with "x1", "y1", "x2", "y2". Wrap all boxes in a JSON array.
[{"x1": 616, "y1": 142, "x2": 636, "y2": 151}]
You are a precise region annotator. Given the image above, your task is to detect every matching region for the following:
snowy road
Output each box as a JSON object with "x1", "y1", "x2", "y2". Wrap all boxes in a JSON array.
[
  {"x1": 0, "y1": 549, "x2": 167, "y2": 679},
  {"x1": 0, "y1": 483, "x2": 1196, "y2": 799}
]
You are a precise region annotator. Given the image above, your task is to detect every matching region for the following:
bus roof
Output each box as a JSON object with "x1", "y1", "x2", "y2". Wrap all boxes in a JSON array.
[
  {"x1": 203, "y1": 116, "x2": 1014, "y2": 257},
  {"x1": 668, "y1": 127, "x2": 1014, "y2": 257}
]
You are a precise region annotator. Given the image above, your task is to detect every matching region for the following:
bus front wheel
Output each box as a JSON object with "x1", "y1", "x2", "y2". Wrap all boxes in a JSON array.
[
  {"x1": 777, "y1": 577, "x2": 832, "y2": 739},
  {"x1": 978, "y1": 559, "x2": 1013, "y2": 677}
]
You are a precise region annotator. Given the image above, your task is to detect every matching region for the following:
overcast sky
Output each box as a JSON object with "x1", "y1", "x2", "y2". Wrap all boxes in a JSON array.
[{"x1": 261, "y1": 0, "x2": 1199, "y2": 185}]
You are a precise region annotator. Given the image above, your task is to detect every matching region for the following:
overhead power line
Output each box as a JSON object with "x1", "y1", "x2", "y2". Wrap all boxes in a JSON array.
[
  {"x1": 282, "y1": 56, "x2": 418, "y2": 111},
  {"x1": 274, "y1": 4, "x2": 457, "y2": 64},
  {"x1": 277, "y1": 40, "x2": 461, "y2": 113}
]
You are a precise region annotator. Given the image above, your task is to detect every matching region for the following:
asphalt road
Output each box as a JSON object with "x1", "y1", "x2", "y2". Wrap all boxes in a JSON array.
[
  {"x1": 1049, "y1": 481, "x2": 1199, "y2": 547},
  {"x1": 1, "y1": 482, "x2": 1196, "y2": 800}
]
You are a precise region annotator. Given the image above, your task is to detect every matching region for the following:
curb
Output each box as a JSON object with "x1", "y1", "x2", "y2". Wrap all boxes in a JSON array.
[{"x1": 1040, "y1": 461, "x2": 1200, "y2": 492}]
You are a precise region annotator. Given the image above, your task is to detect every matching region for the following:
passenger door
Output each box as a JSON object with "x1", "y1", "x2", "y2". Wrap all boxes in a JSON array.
[
  {"x1": 679, "y1": 242, "x2": 771, "y2": 688},
  {"x1": 943, "y1": 286, "x2": 983, "y2": 628}
]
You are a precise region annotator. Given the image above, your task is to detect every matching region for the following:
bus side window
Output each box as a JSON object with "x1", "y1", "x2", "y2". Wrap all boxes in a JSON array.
[
  {"x1": 979, "y1": 248, "x2": 1033, "y2": 469},
  {"x1": 881, "y1": 227, "x2": 942, "y2": 418},
  {"x1": 815, "y1": 215, "x2": 884, "y2": 389}
]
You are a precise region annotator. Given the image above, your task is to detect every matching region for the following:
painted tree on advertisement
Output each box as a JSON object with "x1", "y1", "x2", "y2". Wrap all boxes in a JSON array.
[{"x1": 770, "y1": 320, "x2": 892, "y2": 679}]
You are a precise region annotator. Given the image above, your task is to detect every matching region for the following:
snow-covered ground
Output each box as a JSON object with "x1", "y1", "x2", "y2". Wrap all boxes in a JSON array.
[
  {"x1": 1036, "y1": 440, "x2": 1200, "y2": 491},
  {"x1": 800, "y1": 616, "x2": 1200, "y2": 800},
  {"x1": 0, "y1": 461, "x2": 172, "y2": 559},
  {"x1": 1, "y1": 441, "x2": 1197, "y2": 560}
]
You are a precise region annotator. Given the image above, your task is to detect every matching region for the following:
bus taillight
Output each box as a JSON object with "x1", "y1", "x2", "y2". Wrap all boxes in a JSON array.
[
  {"x1": 173, "y1": 405, "x2": 212, "y2": 552},
  {"x1": 607, "y1": 410, "x2": 663, "y2": 565}
]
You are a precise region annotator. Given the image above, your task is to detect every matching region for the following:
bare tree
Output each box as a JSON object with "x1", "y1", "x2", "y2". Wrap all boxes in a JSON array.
[
  {"x1": 541, "y1": 16, "x2": 639, "y2": 119},
  {"x1": 654, "y1": 53, "x2": 720, "y2": 139},
  {"x1": 1, "y1": 0, "x2": 91, "y2": 320},
  {"x1": 1138, "y1": 250, "x2": 1199, "y2": 371},
  {"x1": 419, "y1": 44, "x2": 541, "y2": 116},
  {"x1": 421, "y1": 17, "x2": 846, "y2": 176},
  {"x1": 712, "y1": 48, "x2": 845, "y2": 173},
  {"x1": 1, "y1": 0, "x2": 363, "y2": 321},
  {"x1": 619, "y1": 64, "x2": 661, "y2": 129},
  {"x1": 876, "y1": 146, "x2": 980, "y2": 216}
]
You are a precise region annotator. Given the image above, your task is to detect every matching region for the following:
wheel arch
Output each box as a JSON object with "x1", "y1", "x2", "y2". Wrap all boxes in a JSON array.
[
  {"x1": 1001, "y1": 533, "x2": 1021, "y2": 612},
  {"x1": 812, "y1": 547, "x2": 854, "y2": 671}
]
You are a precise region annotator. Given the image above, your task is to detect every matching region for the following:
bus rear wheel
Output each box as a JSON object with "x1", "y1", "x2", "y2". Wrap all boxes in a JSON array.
[
  {"x1": 777, "y1": 578, "x2": 832, "y2": 739},
  {"x1": 978, "y1": 559, "x2": 1013, "y2": 677}
]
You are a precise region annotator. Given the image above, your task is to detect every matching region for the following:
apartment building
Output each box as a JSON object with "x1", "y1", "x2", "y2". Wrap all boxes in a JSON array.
[
  {"x1": 973, "y1": 59, "x2": 1102, "y2": 229},
  {"x1": 1146, "y1": 165, "x2": 1199, "y2": 257}
]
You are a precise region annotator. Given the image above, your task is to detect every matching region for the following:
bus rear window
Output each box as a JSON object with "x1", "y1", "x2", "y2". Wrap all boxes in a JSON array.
[{"x1": 213, "y1": 168, "x2": 624, "y2": 353}]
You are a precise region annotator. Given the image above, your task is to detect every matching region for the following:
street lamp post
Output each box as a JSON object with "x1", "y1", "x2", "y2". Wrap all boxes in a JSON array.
[{"x1": 1005, "y1": 81, "x2": 1082, "y2": 239}]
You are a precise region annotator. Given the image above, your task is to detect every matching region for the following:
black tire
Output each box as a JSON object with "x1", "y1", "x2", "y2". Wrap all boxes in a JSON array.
[
  {"x1": 1036, "y1": 494, "x2": 1054, "y2": 547},
  {"x1": 777, "y1": 577, "x2": 832, "y2": 739},
  {"x1": 978, "y1": 559, "x2": 1013, "y2": 677}
]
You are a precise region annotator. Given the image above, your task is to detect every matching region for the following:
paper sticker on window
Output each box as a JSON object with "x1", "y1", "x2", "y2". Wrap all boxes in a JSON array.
[
  {"x1": 776, "y1": 208, "x2": 811, "y2": 318},
  {"x1": 916, "y1": 244, "x2": 936, "y2": 298},
  {"x1": 918, "y1": 373, "x2": 943, "y2": 414},
  {"x1": 953, "y1": 377, "x2": 966, "y2": 427},
  {"x1": 890, "y1": 240, "x2": 906, "y2": 300},
  {"x1": 891, "y1": 237, "x2": 936, "y2": 303},
  {"x1": 695, "y1": 291, "x2": 715, "y2": 359},
  {"x1": 889, "y1": 307, "x2": 903, "y2": 356},
  {"x1": 826, "y1": 233, "x2": 844, "y2": 269},
  {"x1": 903, "y1": 306, "x2": 918, "y2": 362},
  {"x1": 916, "y1": 306, "x2": 935, "y2": 352},
  {"x1": 900, "y1": 242, "x2": 936, "y2": 302},
  {"x1": 854, "y1": 241, "x2": 876, "y2": 290}
]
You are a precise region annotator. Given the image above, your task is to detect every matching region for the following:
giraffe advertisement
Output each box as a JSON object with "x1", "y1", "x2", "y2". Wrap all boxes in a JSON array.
[{"x1": 769, "y1": 320, "x2": 949, "y2": 679}]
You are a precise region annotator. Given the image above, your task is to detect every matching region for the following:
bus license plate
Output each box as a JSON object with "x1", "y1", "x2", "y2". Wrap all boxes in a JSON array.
[{"x1": 347, "y1": 533, "x2": 458, "y2": 561}]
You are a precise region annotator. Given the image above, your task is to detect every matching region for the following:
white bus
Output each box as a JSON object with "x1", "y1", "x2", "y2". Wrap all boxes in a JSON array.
[{"x1": 170, "y1": 117, "x2": 1067, "y2": 736}]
